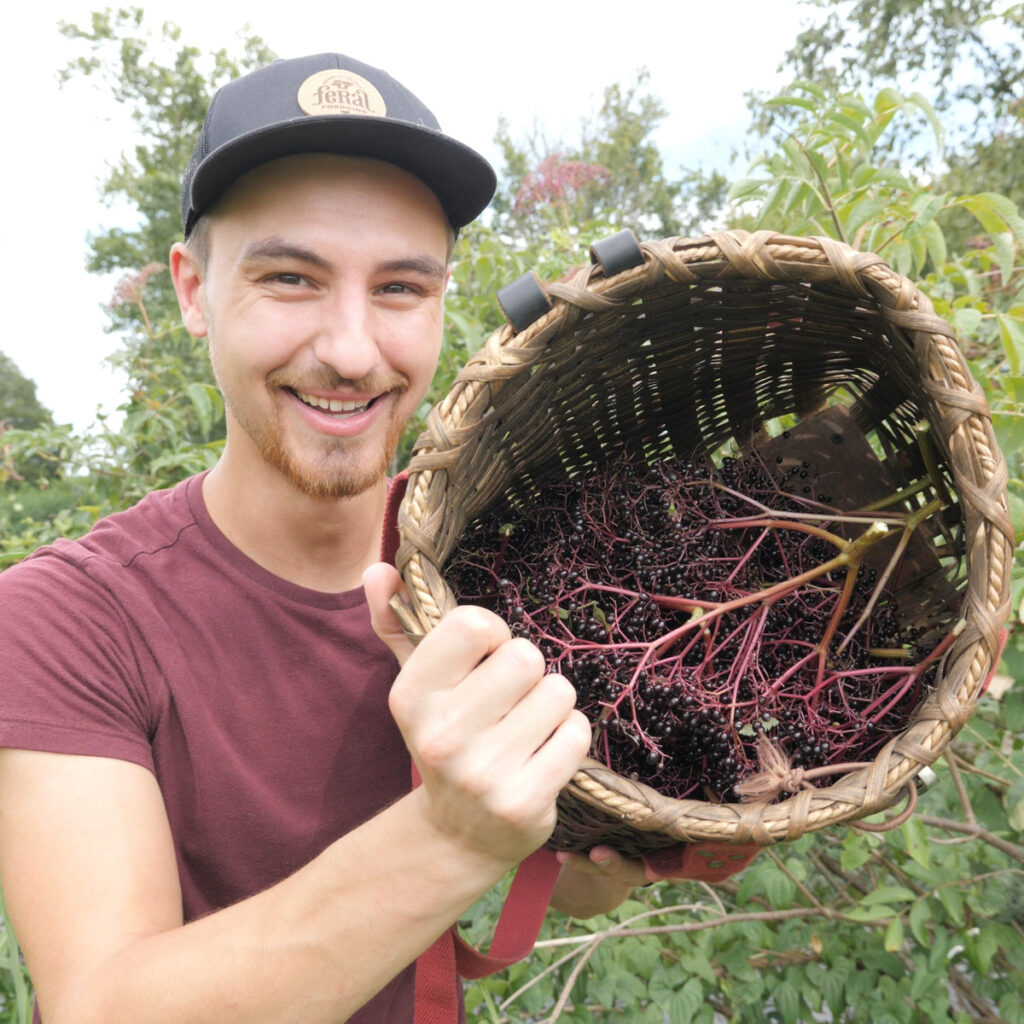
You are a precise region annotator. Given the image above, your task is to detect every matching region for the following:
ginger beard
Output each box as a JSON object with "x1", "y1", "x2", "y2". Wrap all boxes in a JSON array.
[{"x1": 222, "y1": 362, "x2": 413, "y2": 500}]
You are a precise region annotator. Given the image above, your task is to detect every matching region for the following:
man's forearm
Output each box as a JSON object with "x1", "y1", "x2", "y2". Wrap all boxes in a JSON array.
[{"x1": 59, "y1": 788, "x2": 511, "y2": 1024}]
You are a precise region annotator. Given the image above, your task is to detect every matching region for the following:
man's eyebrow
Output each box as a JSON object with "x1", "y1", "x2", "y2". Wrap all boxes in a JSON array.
[
  {"x1": 240, "y1": 238, "x2": 332, "y2": 271},
  {"x1": 238, "y1": 241, "x2": 446, "y2": 280},
  {"x1": 376, "y1": 255, "x2": 448, "y2": 280}
]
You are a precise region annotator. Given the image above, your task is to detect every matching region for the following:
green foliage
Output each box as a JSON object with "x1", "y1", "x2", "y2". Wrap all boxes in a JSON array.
[
  {"x1": 781, "y1": 0, "x2": 1022, "y2": 117},
  {"x1": 0, "y1": 353, "x2": 52, "y2": 433},
  {"x1": 0, "y1": 888, "x2": 31, "y2": 1024},
  {"x1": 464, "y1": 692, "x2": 1023, "y2": 1022},
  {"x1": 728, "y1": 83, "x2": 1024, "y2": 550},
  {"x1": 58, "y1": 8, "x2": 275, "y2": 331},
  {"x1": 773, "y1": 0, "x2": 1024, "y2": 246},
  {"x1": 490, "y1": 69, "x2": 722, "y2": 247}
]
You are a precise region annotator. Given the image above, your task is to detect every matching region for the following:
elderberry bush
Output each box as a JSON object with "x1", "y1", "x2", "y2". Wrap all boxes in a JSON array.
[{"x1": 446, "y1": 452, "x2": 939, "y2": 803}]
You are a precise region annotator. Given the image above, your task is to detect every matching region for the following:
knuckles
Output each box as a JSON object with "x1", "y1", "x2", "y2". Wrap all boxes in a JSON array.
[{"x1": 437, "y1": 604, "x2": 512, "y2": 651}]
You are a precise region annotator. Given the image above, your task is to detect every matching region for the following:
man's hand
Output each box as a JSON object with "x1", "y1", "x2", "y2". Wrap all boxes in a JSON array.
[
  {"x1": 364, "y1": 563, "x2": 592, "y2": 868},
  {"x1": 549, "y1": 844, "x2": 648, "y2": 918}
]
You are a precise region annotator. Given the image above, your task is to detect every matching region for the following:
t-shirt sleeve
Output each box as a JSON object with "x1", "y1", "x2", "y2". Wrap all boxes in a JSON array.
[{"x1": 0, "y1": 552, "x2": 156, "y2": 772}]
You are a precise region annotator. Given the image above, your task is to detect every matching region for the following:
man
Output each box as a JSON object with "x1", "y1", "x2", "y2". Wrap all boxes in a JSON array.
[{"x1": 0, "y1": 53, "x2": 649, "y2": 1023}]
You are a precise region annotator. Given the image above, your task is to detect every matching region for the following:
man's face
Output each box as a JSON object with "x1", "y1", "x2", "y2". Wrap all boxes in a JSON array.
[{"x1": 185, "y1": 154, "x2": 450, "y2": 499}]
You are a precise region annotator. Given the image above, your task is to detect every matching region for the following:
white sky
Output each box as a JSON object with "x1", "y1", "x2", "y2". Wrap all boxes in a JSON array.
[{"x1": 3, "y1": 0, "x2": 815, "y2": 432}]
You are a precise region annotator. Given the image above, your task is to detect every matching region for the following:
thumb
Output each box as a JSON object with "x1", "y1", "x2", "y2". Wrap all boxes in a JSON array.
[{"x1": 363, "y1": 561, "x2": 417, "y2": 667}]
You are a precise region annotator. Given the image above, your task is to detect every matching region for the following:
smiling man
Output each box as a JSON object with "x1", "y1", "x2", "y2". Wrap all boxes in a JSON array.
[{"x1": 0, "y1": 54, "x2": 647, "y2": 1024}]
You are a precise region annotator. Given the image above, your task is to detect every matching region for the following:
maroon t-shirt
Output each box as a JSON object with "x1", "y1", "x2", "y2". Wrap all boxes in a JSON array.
[{"x1": 0, "y1": 472, "x2": 416, "y2": 1021}]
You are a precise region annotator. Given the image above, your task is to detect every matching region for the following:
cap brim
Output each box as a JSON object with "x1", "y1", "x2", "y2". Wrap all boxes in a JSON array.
[{"x1": 186, "y1": 116, "x2": 496, "y2": 233}]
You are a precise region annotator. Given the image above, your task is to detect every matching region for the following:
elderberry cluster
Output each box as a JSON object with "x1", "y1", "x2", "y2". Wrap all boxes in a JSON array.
[{"x1": 446, "y1": 451, "x2": 935, "y2": 803}]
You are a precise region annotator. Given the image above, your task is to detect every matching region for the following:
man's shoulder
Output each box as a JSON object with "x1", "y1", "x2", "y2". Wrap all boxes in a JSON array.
[{"x1": 4, "y1": 473, "x2": 205, "y2": 588}]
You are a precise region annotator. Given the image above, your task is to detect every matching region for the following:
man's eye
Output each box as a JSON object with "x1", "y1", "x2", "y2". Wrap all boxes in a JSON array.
[{"x1": 268, "y1": 272, "x2": 308, "y2": 286}]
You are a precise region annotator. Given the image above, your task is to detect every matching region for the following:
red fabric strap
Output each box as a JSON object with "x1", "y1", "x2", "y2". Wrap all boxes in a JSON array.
[
  {"x1": 643, "y1": 841, "x2": 762, "y2": 882},
  {"x1": 409, "y1": 758, "x2": 562, "y2": 1022},
  {"x1": 453, "y1": 848, "x2": 562, "y2": 978}
]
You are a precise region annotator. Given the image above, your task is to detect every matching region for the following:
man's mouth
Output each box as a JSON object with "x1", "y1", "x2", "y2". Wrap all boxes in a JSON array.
[{"x1": 292, "y1": 389, "x2": 377, "y2": 415}]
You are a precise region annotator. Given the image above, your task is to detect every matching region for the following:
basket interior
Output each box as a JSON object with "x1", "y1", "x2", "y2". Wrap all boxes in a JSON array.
[{"x1": 430, "y1": 273, "x2": 965, "y2": 631}]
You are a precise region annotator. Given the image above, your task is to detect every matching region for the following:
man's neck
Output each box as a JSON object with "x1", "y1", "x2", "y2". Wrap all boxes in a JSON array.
[{"x1": 201, "y1": 456, "x2": 389, "y2": 594}]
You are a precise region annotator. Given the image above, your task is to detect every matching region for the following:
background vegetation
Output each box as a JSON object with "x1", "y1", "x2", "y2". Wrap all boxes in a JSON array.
[{"x1": 1, "y1": 2, "x2": 1022, "y2": 1021}]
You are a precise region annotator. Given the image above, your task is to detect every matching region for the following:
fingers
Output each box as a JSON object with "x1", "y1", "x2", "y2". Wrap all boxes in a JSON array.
[
  {"x1": 368, "y1": 564, "x2": 591, "y2": 863},
  {"x1": 554, "y1": 845, "x2": 649, "y2": 888}
]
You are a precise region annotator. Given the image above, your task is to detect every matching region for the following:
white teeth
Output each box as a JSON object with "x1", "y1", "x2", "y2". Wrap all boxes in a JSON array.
[{"x1": 295, "y1": 390, "x2": 370, "y2": 414}]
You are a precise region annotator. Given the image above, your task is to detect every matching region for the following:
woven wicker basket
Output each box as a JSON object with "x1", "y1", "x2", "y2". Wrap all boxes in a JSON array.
[{"x1": 392, "y1": 229, "x2": 1013, "y2": 854}]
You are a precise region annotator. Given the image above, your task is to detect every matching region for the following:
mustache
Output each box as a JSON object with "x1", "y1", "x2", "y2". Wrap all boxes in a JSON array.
[{"x1": 267, "y1": 366, "x2": 410, "y2": 395}]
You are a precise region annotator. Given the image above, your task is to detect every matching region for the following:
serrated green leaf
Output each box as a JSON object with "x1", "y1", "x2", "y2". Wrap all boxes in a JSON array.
[
  {"x1": 977, "y1": 190, "x2": 1020, "y2": 221},
  {"x1": 909, "y1": 232, "x2": 928, "y2": 274},
  {"x1": 901, "y1": 816, "x2": 930, "y2": 869},
  {"x1": 679, "y1": 950, "x2": 717, "y2": 987},
  {"x1": 904, "y1": 194, "x2": 945, "y2": 239},
  {"x1": 667, "y1": 978, "x2": 705, "y2": 1023},
  {"x1": 997, "y1": 314, "x2": 1024, "y2": 376},
  {"x1": 790, "y1": 79, "x2": 829, "y2": 102},
  {"x1": 764, "y1": 94, "x2": 821, "y2": 113},
  {"x1": 994, "y1": 231, "x2": 1016, "y2": 286},
  {"x1": 759, "y1": 179, "x2": 788, "y2": 226},
  {"x1": 922, "y1": 220, "x2": 947, "y2": 269},
  {"x1": 773, "y1": 980, "x2": 802, "y2": 1023},
  {"x1": 992, "y1": 411, "x2": 1024, "y2": 461},
  {"x1": 999, "y1": 992, "x2": 1024, "y2": 1024},
  {"x1": 884, "y1": 914, "x2": 904, "y2": 952},
  {"x1": 886, "y1": 238, "x2": 912, "y2": 275},
  {"x1": 967, "y1": 927, "x2": 1000, "y2": 974},
  {"x1": 186, "y1": 381, "x2": 214, "y2": 436},
  {"x1": 952, "y1": 307, "x2": 984, "y2": 339},
  {"x1": 840, "y1": 830, "x2": 874, "y2": 872},
  {"x1": 762, "y1": 867, "x2": 797, "y2": 909},
  {"x1": 874, "y1": 87, "x2": 903, "y2": 114},
  {"x1": 843, "y1": 195, "x2": 889, "y2": 236},
  {"x1": 1007, "y1": 776, "x2": 1024, "y2": 831},
  {"x1": 937, "y1": 885, "x2": 964, "y2": 925},
  {"x1": 851, "y1": 164, "x2": 878, "y2": 188},
  {"x1": 908, "y1": 899, "x2": 931, "y2": 944},
  {"x1": 861, "y1": 885, "x2": 917, "y2": 905},
  {"x1": 904, "y1": 91, "x2": 945, "y2": 148},
  {"x1": 870, "y1": 167, "x2": 913, "y2": 191},
  {"x1": 825, "y1": 109, "x2": 873, "y2": 150},
  {"x1": 728, "y1": 177, "x2": 768, "y2": 203},
  {"x1": 783, "y1": 179, "x2": 815, "y2": 219},
  {"x1": 821, "y1": 968, "x2": 846, "y2": 1017},
  {"x1": 846, "y1": 904, "x2": 896, "y2": 921},
  {"x1": 964, "y1": 193, "x2": 1014, "y2": 235}
]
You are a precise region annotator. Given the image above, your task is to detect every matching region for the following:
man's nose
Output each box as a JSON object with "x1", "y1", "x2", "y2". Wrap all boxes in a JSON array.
[{"x1": 311, "y1": 296, "x2": 380, "y2": 382}]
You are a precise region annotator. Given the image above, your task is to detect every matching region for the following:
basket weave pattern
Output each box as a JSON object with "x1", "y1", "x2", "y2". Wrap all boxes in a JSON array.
[{"x1": 394, "y1": 230, "x2": 1013, "y2": 851}]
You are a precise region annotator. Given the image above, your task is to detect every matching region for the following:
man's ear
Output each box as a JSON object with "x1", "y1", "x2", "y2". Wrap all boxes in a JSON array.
[{"x1": 169, "y1": 242, "x2": 209, "y2": 339}]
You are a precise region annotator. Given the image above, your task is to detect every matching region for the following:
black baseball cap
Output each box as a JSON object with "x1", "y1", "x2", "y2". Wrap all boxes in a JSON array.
[{"x1": 181, "y1": 53, "x2": 496, "y2": 237}]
